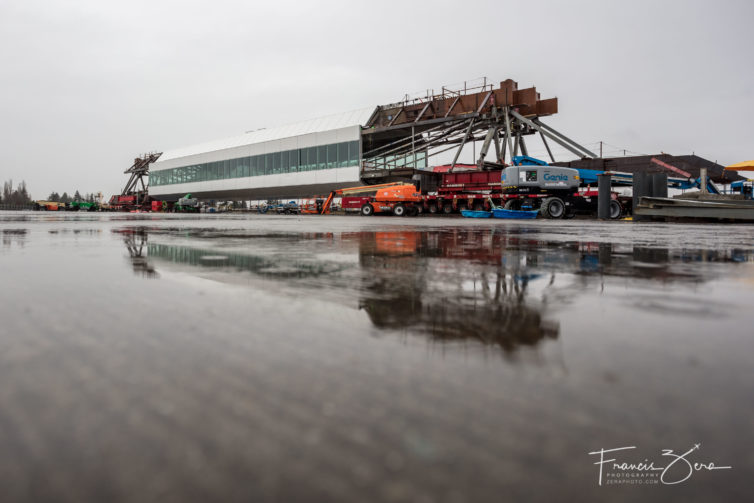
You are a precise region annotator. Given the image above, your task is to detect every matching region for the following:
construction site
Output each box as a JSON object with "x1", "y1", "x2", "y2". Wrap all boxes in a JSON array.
[{"x1": 91, "y1": 77, "x2": 753, "y2": 222}]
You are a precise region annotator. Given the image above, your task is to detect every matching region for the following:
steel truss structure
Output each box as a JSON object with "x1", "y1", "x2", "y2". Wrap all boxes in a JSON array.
[
  {"x1": 120, "y1": 152, "x2": 162, "y2": 204},
  {"x1": 360, "y1": 79, "x2": 595, "y2": 180}
]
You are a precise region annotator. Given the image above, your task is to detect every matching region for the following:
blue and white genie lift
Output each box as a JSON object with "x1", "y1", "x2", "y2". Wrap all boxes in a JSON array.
[{"x1": 501, "y1": 156, "x2": 626, "y2": 218}]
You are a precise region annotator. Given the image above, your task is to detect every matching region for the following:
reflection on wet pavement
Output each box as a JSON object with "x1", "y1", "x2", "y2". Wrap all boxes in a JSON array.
[
  {"x1": 1, "y1": 213, "x2": 753, "y2": 502},
  {"x1": 113, "y1": 224, "x2": 754, "y2": 359}
]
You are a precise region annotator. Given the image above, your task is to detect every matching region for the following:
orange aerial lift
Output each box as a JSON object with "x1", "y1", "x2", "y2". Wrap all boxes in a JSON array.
[{"x1": 303, "y1": 182, "x2": 423, "y2": 216}]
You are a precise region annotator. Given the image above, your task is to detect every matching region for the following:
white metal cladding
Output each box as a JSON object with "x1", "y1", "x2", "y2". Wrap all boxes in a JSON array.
[
  {"x1": 153, "y1": 107, "x2": 375, "y2": 169},
  {"x1": 151, "y1": 125, "x2": 363, "y2": 172},
  {"x1": 149, "y1": 166, "x2": 361, "y2": 197}
]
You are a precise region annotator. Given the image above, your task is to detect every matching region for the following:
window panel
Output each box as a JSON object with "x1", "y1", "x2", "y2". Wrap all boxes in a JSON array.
[
  {"x1": 327, "y1": 144, "x2": 337, "y2": 169},
  {"x1": 308, "y1": 147, "x2": 317, "y2": 171},
  {"x1": 349, "y1": 141, "x2": 360, "y2": 163},
  {"x1": 338, "y1": 142, "x2": 349, "y2": 168},
  {"x1": 317, "y1": 146, "x2": 327, "y2": 170}
]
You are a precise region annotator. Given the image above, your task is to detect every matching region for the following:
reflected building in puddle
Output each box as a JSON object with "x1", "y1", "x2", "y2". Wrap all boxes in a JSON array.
[
  {"x1": 114, "y1": 228, "x2": 159, "y2": 278},
  {"x1": 352, "y1": 231, "x2": 559, "y2": 355},
  {"x1": 114, "y1": 226, "x2": 754, "y2": 357}
]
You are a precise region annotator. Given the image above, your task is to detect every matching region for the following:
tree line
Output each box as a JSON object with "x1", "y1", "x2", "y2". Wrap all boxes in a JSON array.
[
  {"x1": 46, "y1": 190, "x2": 99, "y2": 204},
  {"x1": 1, "y1": 180, "x2": 100, "y2": 206},
  {"x1": 1, "y1": 180, "x2": 32, "y2": 205}
]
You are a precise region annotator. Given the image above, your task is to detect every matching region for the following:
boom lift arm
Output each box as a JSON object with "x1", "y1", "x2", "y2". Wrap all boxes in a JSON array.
[{"x1": 318, "y1": 182, "x2": 415, "y2": 214}]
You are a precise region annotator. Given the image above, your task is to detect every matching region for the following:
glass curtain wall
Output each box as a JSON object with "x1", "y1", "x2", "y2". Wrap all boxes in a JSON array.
[{"x1": 151, "y1": 140, "x2": 360, "y2": 187}]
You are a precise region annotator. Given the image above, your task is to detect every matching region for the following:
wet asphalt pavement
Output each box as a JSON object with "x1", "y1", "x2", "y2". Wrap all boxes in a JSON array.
[{"x1": 1, "y1": 212, "x2": 753, "y2": 502}]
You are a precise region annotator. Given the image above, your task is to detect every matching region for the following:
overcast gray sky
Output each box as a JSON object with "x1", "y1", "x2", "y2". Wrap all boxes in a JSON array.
[{"x1": 1, "y1": 0, "x2": 752, "y2": 199}]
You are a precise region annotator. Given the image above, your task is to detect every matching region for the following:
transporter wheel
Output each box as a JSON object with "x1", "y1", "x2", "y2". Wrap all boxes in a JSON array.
[
  {"x1": 564, "y1": 208, "x2": 576, "y2": 219},
  {"x1": 504, "y1": 199, "x2": 521, "y2": 211},
  {"x1": 428, "y1": 203, "x2": 438, "y2": 214},
  {"x1": 408, "y1": 206, "x2": 419, "y2": 217},
  {"x1": 609, "y1": 200, "x2": 623, "y2": 219},
  {"x1": 472, "y1": 200, "x2": 484, "y2": 211},
  {"x1": 442, "y1": 203, "x2": 454, "y2": 215},
  {"x1": 360, "y1": 203, "x2": 374, "y2": 216},
  {"x1": 541, "y1": 197, "x2": 565, "y2": 219},
  {"x1": 392, "y1": 203, "x2": 406, "y2": 217}
]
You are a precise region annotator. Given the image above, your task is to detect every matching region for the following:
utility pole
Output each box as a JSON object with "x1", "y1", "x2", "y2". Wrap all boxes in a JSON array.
[{"x1": 600, "y1": 141, "x2": 603, "y2": 158}]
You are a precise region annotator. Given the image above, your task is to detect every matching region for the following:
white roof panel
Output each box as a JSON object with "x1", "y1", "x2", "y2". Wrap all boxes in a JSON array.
[{"x1": 159, "y1": 107, "x2": 376, "y2": 162}]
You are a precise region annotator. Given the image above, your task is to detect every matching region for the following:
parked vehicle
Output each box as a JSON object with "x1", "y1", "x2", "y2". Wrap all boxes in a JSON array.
[
  {"x1": 34, "y1": 200, "x2": 66, "y2": 211},
  {"x1": 500, "y1": 157, "x2": 624, "y2": 219},
  {"x1": 310, "y1": 183, "x2": 423, "y2": 216},
  {"x1": 68, "y1": 200, "x2": 99, "y2": 211},
  {"x1": 175, "y1": 194, "x2": 199, "y2": 212}
]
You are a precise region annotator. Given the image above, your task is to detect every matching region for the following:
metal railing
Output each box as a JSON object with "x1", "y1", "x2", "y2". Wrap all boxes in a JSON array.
[{"x1": 400, "y1": 77, "x2": 495, "y2": 106}]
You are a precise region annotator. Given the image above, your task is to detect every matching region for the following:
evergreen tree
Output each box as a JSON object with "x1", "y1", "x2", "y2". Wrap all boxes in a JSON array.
[
  {"x1": 17, "y1": 181, "x2": 30, "y2": 203},
  {"x1": 60, "y1": 192, "x2": 71, "y2": 204},
  {"x1": 2, "y1": 180, "x2": 11, "y2": 202}
]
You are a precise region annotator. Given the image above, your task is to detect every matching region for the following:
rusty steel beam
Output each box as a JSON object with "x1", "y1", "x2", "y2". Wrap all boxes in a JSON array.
[
  {"x1": 387, "y1": 107, "x2": 404, "y2": 127},
  {"x1": 414, "y1": 101, "x2": 432, "y2": 123},
  {"x1": 444, "y1": 96, "x2": 460, "y2": 117},
  {"x1": 366, "y1": 79, "x2": 558, "y2": 129},
  {"x1": 650, "y1": 157, "x2": 693, "y2": 178}
]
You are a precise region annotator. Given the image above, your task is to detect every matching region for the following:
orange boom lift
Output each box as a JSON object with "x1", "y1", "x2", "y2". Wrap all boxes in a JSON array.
[{"x1": 303, "y1": 182, "x2": 423, "y2": 216}]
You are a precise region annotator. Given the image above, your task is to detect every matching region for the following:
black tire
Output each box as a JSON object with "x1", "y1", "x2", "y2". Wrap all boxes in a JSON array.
[
  {"x1": 542, "y1": 197, "x2": 565, "y2": 219},
  {"x1": 360, "y1": 203, "x2": 374, "y2": 216},
  {"x1": 564, "y1": 209, "x2": 576, "y2": 219},
  {"x1": 392, "y1": 203, "x2": 406, "y2": 217},
  {"x1": 428, "y1": 203, "x2": 438, "y2": 214},
  {"x1": 442, "y1": 203, "x2": 453, "y2": 214},
  {"x1": 472, "y1": 200, "x2": 484, "y2": 211},
  {"x1": 609, "y1": 200, "x2": 623, "y2": 219},
  {"x1": 408, "y1": 206, "x2": 419, "y2": 217},
  {"x1": 504, "y1": 199, "x2": 521, "y2": 211}
]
